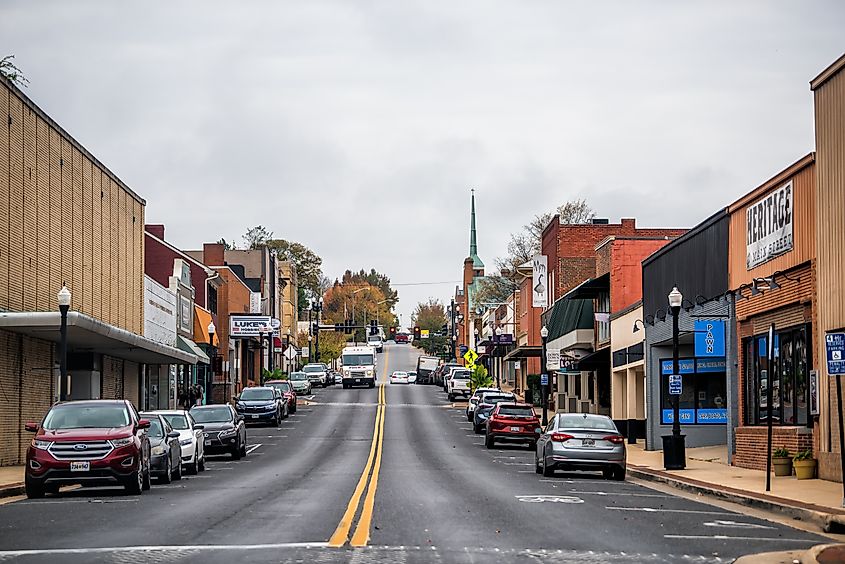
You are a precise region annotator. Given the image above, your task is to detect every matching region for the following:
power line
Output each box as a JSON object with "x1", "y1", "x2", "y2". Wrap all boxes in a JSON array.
[{"x1": 390, "y1": 281, "x2": 461, "y2": 287}]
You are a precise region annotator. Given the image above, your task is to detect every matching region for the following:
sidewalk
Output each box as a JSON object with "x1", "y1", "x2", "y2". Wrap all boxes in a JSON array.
[
  {"x1": 626, "y1": 443, "x2": 845, "y2": 531},
  {"x1": 0, "y1": 465, "x2": 25, "y2": 498}
]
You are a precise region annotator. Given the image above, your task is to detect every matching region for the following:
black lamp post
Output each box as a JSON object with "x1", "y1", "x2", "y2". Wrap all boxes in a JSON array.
[
  {"x1": 258, "y1": 330, "x2": 265, "y2": 383},
  {"x1": 663, "y1": 286, "x2": 686, "y2": 470},
  {"x1": 494, "y1": 327, "x2": 502, "y2": 388},
  {"x1": 207, "y1": 321, "x2": 216, "y2": 405},
  {"x1": 58, "y1": 284, "x2": 71, "y2": 402},
  {"x1": 540, "y1": 324, "x2": 549, "y2": 426},
  {"x1": 285, "y1": 329, "x2": 292, "y2": 373}
]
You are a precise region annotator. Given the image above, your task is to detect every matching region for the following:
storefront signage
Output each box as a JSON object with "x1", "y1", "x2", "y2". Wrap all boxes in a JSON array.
[
  {"x1": 661, "y1": 358, "x2": 726, "y2": 374},
  {"x1": 826, "y1": 333, "x2": 845, "y2": 375},
  {"x1": 249, "y1": 292, "x2": 262, "y2": 314},
  {"x1": 546, "y1": 348, "x2": 560, "y2": 371},
  {"x1": 492, "y1": 333, "x2": 513, "y2": 345},
  {"x1": 662, "y1": 409, "x2": 694, "y2": 424},
  {"x1": 230, "y1": 315, "x2": 275, "y2": 337},
  {"x1": 746, "y1": 180, "x2": 793, "y2": 269},
  {"x1": 532, "y1": 254, "x2": 548, "y2": 308},
  {"x1": 662, "y1": 408, "x2": 726, "y2": 425},
  {"x1": 694, "y1": 320, "x2": 725, "y2": 357}
]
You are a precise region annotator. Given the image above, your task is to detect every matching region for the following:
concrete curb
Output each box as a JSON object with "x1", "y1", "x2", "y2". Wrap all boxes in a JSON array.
[
  {"x1": 627, "y1": 466, "x2": 845, "y2": 533},
  {"x1": 0, "y1": 482, "x2": 24, "y2": 499}
]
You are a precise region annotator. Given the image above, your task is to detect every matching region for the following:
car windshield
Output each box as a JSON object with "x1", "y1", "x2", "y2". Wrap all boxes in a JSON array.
[
  {"x1": 268, "y1": 382, "x2": 292, "y2": 392},
  {"x1": 392, "y1": 372, "x2": 407, "y2": 377},
  {"x1": 42, "y1": 404, "x2": 130, "y2": 429},
  {"x1": 482, "y1": 394, "x2": 514, "y2": 404},
  {"x1": 451, "y1": 370, "x2": 470, "y2": 379},
  {"x1": 146, "y1": 418, "x2": 164, "y2": 438},
  {"x1": 343, "y1": 354, "x2": 374, "y2": 365},
  {"x1": 557, "y1": 414, "x2": 617, "y2": 431},
  {"x1": 368, "y1": 336, "x2": 381, "y2": 342},
  {"x1": 240, "y1": 388, "x2": 275, "y2": 400},
  {"x1": 161, "y1": 414, "x2": 189, "y2": 430},
  {"x1": 303, "y1": 365, "x2": 324, "y2": 373},
  {"x1": 190, "y1": 406, "x2": 232, "y2": 423},
  {"x1": 497, "y1": 406, "x2": 535, "y2": 417},
  {"x1": 290, "y1": 372, "x2": 308, "y2": 381}
]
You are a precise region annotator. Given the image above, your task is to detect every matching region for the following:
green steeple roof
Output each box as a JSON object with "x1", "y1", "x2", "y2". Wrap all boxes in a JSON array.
[{"x1": 469, "y1": 189, "x2": 484, "y2": 269}]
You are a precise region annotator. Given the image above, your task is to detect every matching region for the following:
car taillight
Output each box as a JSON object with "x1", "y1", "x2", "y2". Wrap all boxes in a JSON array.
[
  {"x1": 551, "y1": 433, "x2": 574, "y2": 442},
  {"x1": 603, "y1": 435, "x2": 625, "y2": 444}
]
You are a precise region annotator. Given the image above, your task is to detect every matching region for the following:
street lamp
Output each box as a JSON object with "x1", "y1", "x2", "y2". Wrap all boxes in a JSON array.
[
  {"x1": 57, "y1": 284, "x2": 71, "y2": 402},
  {"x1": 494, "y1": 326, "x2": 503, "y2": 388},
  {"x1": 258, "y1": 330, "x2": 265, "y2": 383},
  {"x1": 540, "y1": 325, "x2": 549, "y2": 426},
  {"x1": 286, "y1": 328, "x2": 292, "y2": 373},
  {"x1": 207, "y1": 321, "x2": 216, "y2": 405},
  {"x1": 663, "y1": 286, "x2": 686, "y2": 470}
]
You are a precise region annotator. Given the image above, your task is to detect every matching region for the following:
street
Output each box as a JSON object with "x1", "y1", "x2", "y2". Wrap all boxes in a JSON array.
[{"x1": 0, "y1": 343, "x2": 829, "y2": 563}]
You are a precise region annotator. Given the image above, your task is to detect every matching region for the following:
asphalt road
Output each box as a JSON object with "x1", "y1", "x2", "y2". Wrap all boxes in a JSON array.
[{"x1": 0, "y1": 343, "x2": 829, "y2": 563}]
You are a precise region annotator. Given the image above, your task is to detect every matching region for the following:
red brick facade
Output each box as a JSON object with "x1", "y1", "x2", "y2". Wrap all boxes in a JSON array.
[
  {"x1": 144, "y1": 225, "x2": 209, "y2": 309},
  {"x1": 597, "y1": 238, "x2": 680, "y2": 314},
  {"x1": 734, "y1": 426, "x2": 813, "y2": 472}
]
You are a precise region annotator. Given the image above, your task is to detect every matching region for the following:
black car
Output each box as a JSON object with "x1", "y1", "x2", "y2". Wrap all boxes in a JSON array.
[
  {"x1": 190, "y1": 404, "x2": 247, "y2": 460},
  {"x1": 235, "y1": 387, "x2": 282, "y2": 427},
  {"x1": 473, "y1": 392, "x2": 517, "y2": 434},
  {"x1": 139, "y1": 412, "x2": 182, "y2": 483}
]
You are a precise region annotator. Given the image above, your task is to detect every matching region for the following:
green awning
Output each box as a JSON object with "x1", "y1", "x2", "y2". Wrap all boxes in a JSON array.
[
  {"x1": 177, "y1": 335, "x2": 210, "y2": 364},
  {"x1": 543, "y1": 298, "x2": 594, "y2": 342}
]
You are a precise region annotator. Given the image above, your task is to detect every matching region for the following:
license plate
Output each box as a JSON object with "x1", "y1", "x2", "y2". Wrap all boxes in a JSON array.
[
  {"x1": 510, "y1": 426, "x2": 521, "y2": 432},
  {"x1": 355, "y1": 379, "x2": 361, "y2": 383},
  {"x1": 70, "y1": 461, "x2": 90, "y2": 472},
  {"x1": 204, "y1": 440, "x2": 211, "y2": 446},
  {"x1": 582, "y1": 438, "x2": 595, "y2": 446},
  {"x1": 251, "y1": 414, "x2": 259, "y2": 419}
]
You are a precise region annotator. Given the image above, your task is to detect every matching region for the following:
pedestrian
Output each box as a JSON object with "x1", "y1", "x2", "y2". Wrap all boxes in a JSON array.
[
  {"x1": 188, "y1": 384, "x2": 197, "y2": 407},
  {"x1": 194, "y1": 383, "x2": 204, "y2": 406},
  {"x1": 178, "y1": 386, "x2": 188, "y2": 409}
]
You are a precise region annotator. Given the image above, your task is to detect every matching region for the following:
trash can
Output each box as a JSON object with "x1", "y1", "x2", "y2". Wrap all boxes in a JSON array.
[
  {"x1": 662, "y1": 434, "x2": 686, "y2": 470},
  {"x1": 524, "y1": 389, "x2": 533, "y2": 405}
]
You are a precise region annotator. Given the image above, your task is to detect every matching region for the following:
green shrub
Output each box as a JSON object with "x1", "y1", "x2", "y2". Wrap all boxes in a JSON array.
[
  {"x1": 772, "y1": 447, "x2": 790, "y2": 458},
  {"x1": 793, "y1": 448, "x2": 814, "y2": 461}
]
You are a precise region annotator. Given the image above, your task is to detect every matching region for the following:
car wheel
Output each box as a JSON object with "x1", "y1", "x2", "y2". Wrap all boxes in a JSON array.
[
  {"x1": 125, "y1": 467, "x2": 144, "y2": 495},
  {"x1": 291, "y1": 402, "x2": 297, "y2": 413},
  {"x1": 173, "y1": 456, "x2": 182, "y2": 481},
  {"x1": 485, "y1": 434, "x2": 495, "y2": 449},
  {"x1": 45, "y1": 483, "x2": 61, "y2": 495},
  {"x1": 447, "y1": 393, "x2": 454, "y2": 401},
  {"x1": 613, "y1": 465, "x2": 626, "y2": 481},
  {"x1": 25, "y1": 476, "x2": 45, "y2": 499},
  {"x1": 542, "y1": 456, "x2": 554, "y2": 477},
  {"x1": 535, "y1": 453, "x2": 543, "y2": 474},
  {"x1": 198, "y1": 455, "x2": 206, "y2": 472},
  {"x1": 232, "y1": 440, "x2": 242, "y2": 460},
  {"x1": 466, "y1": 412, "x2": 473, "y2": 422},
  {"x1": 160, "y1": 457, "x2": 172, "y2": 484},
  {"x1": 142, "y1": 462, "x2": 152, "y2": 490},
  {"x1": 241, "y1": 440, "x2": 247, "y2": 457},
  {"x1": 473, "y1": 423, "x2": 482, "y2": 434},
  {"x1": 188, "y1": 459, "x2": 198, "y2": 475}
]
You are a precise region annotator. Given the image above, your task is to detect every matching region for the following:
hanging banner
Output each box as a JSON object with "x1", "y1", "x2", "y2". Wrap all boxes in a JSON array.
[
  {"x1": 746, "y1": 180, "x2": 793, "y2": 269},
  {"x1": 532, "y1": 254, "x2": 548, "y2": 308}
]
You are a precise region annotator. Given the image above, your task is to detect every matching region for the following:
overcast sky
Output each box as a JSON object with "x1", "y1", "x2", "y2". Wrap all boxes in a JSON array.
[{"x1": 3, "y1": 1, "x2": 843, "y2": 327}]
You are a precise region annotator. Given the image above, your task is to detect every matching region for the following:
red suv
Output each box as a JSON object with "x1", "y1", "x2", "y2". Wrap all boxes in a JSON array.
[
  {"x1": 485, "y1": 403, "x2": 542, "y2": 450},
  {"x1": 264, "y1": 380, "x2": 297, "y2": 414},
  {"x1": 24, "y1": 399, "x2": 152, "y2": 498}
]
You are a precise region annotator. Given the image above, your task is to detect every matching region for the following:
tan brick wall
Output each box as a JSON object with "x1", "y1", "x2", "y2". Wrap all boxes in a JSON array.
[
  {"x1": 734, "y1": 426, "x2": 814, "y2": 471},
  {"x1": 102, "y1": 355, "x2": 123, "y2": 400},
  {"x1": 0, "y1": 85, "x2": 9, "y2": 310},
  {"x1": 123, "y1": 360, "x2": 140, "y2": 410}
]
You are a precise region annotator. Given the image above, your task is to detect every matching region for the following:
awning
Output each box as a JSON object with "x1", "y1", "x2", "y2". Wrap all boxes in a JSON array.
[
  {"x1": 177, "y1": 335, "x2": 210, "y2": 364},
  {"x1": 193, "y1": 307, "x2": 218, "y2": 348},
  {"x1": 0, "y1": 311, "x2": 197, "y2": 365},
  {"x1": 562, "y1": 273, "x2": 610, "y2": 301},
  {"x1": 503, "y1": 345, "x2": 542, "y2": 361},
  {"x1": 577, "y1": 347, "x2": 610, "y2": 370},
  {"x1": 543, "y1": 297, "x2": 593, "y2": 342}
]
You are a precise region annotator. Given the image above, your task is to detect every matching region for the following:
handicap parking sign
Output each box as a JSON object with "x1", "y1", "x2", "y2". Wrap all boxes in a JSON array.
[{"x1": 827, "y1": 333, "x2": 845, "y2": 375}]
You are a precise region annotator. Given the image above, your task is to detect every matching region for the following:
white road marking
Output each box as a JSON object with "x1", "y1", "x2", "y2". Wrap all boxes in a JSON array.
[
  {"x1": 245, "y1": 444, "x2": 262, "y2": 454},
  {"x1": 703, "y1": 520, "x2": 776, "y2": 530},
  {"x1": 516, "y1": 495, "x2": 584, "y2": 504},
  {"x1": 22, "y1": 498, "x2": 139, "y2": 504},
  {"x1": 539, "y1": 479, "x2": 576, "y2": 484},
  {"x1": 569, "y1": 491, "x2": 672, "y2": 498},
  {"x1": 0, "y1": 542, "x2": 331, "y2": 557},
  {"x1": 607, "y1": 507, "x2": 735, "y2": 515},
  {"x1": 665, "y1": 534, "x2": 814, "y2": 542}
]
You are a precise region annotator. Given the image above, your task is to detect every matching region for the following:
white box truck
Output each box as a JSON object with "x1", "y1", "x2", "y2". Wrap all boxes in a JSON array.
[
  {"x1": 341, "y1": 345, "x2": 377, "y2": 389},
  {"x1": 416, "y1": 356, "x2": 439, "y2": 385}
]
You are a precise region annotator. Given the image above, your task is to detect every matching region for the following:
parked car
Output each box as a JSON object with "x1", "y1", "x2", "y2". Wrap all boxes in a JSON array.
[
  {"x1": 289, "y1": 371, "x2": 312, "y2": 395},
  {"x1": 407, "y1": 371, "x2": 418, "y2": 384},
  {"x1": 434, "y1": 363, "x2": 462, "y2": 387},
  {"x1": 265, "y1": 380, "x2": 297, "y2": 414},
  {"x1": 190, "y1": 404, "x2": 247, "y2": 460},
  {"x1": 466, "y1": 387, "x2": 502, "y2": 421},
  {"x1": 235, "y1": 386, "x2": 283, "y2": 427},
  {"x1": 367, "y1": 334, "x2": 384, "y2": 353},
  {"x1": 473, "y1": 392, "x2": 516, "y2": 433},
  {"x1": 394, "y1": 332, "x2": 409, "y2": 344},
  {"x1": 303, "y1": 363, "x2": 329, "y2": 388},
  {"x1": 23, "y1": 399, "x2": 152, "y2": 498},
  {"x1": 140, "y1": 412, "x2": 183, "y2": 484},
  {"x1": 535, "y1": 413, "x2": 626, "y2": 480},
  {"x1": 446, "y1": 368, "x2": 472, "y2": 401},
  {"x1": 389, "y1": 371, "x2": 410, "y2": 384},
  {"x1": 485, "y1": 403, "x2": 541, "y2": 449},
  {"x1": 155, "y1": 409, "x2": 206, "y2": 474}
]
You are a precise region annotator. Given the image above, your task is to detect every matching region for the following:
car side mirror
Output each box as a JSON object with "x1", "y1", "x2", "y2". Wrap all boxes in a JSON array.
[
  {"x1": 167, "y1": 431, "x2": 180, "y2": 439},
  {"x1": 193, "y1": 424, "x2": 205, "y2": 430},
  {"x1": 232, "y1": 396, "x2": 239, "y2": 402},
  {"x1": 24, "y1": 421, "x2": 38, "y2": 432},
  {"x1": 138, "y1": 419, "x2": 151, "y2": 429}
]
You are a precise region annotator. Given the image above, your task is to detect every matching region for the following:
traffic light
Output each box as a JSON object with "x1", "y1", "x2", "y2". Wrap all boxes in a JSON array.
[
  {"x1": 345, "y1": 319, "x2": 353, "y2": 335},
  {"x1": 370, "y1": 319, "x2": 378, "y2": 335},
  {"x1": 334, "y1": 323, "x2": 343, "y2": 332},
  {"x1": 312, "y1": 322, "x2": 319, "y2": 335},
  {"x1": 413, "y1": 326, "x2": 421, "y2": 340},
  {"x1": 389, "y1": 326, "x2": 397, "y2": 339}
]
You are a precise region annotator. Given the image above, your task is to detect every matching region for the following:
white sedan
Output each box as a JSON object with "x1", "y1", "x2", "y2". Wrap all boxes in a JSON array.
[
  {"x1": 154, "y1": 409, "x2": 206, "y2": 474},
  {"x1": 389, "y1": 371, "x2": 410, "y2": 384}
]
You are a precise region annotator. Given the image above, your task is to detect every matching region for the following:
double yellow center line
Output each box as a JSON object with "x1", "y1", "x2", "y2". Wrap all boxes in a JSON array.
[{"x1": 328, "y1": 354, "x2": 388, "y2": 548}]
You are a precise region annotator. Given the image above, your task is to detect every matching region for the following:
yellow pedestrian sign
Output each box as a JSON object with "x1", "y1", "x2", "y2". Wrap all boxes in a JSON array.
[{"x1": 463, "y1": 348, "x2": 478, "y2": 367}]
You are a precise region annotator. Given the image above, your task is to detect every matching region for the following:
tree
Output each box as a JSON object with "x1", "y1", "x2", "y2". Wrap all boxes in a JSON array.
[
  {"x1": 317, "y1": 330, "x2": 348, "y2": 363},
  {"x1": 473, "y1": 276, "x2": 518, "y2": 311},
  {"x1": 341, "y1": 269, "x2": 399, "y2": 310},
  {"x1": 469, "y1": 364, "x2": 493, "y2": 392},
  {"x1": 242, "y1": 225, "x2": 273, "y2": 249},
  {"x1": 322, "y1": 282, "x2": 396, "y2": 341},
  {"x1": 412, "y1": 299, "x2": 447, "y2": 332},
  {"x1": 216, "y1": 238, "x2": 234, "y2": 250},
  {"x1": 0, "y1": 55, "x2": 29, "y2": 88},
  {"x1": 265, "y1": 239, "x2": 324, "y2": 304}
]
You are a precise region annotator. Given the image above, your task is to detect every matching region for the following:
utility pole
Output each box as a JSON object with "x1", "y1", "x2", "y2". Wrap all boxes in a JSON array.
[{"x1": 450, "y1": 298, "x2": 457, "y2": 362}]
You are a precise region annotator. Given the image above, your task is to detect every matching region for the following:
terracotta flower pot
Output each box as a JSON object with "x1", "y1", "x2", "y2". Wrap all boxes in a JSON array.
[
  {"x1": 772, "y1": 456, "x2": 793, "y2": 477},
  {"x1": 793, "y1": 458, "x2": 817, "y2": 480}
]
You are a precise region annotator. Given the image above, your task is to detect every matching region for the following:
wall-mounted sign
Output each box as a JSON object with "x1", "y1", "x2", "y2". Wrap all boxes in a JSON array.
[
  {"x1": 492, "y1": 333, "x2": 513, "y2": 345},
  {"x1": 694, "y1": 320, "x2": 725, "y2": 357},
  {"x1": 250, "y1": 292, "x2": 262, "y2": 314},
  {"x1": 668, "y1": 374, "x2": 682, "y2": 395},
  {"x1": 545, "y1": 348, "x2": 560, "y2": 371},
  {"x1": 532, "y1": 254, "x2": 548, "y2": 308},
  {"x1": 826, "y1": 333, "x2": 845, "y2": 375},
  {"x1": 809, "y1": 370, "x2": 819, "y2": 416},
  {"x1": 230, "y1": 315, "x2": 275, "y2": 337},
  {"x1": 746, "y1": 180, "x2": 793, "y2": 269}
]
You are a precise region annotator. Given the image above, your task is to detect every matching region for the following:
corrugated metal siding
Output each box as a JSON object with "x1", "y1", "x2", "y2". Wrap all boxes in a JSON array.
[
  {"x1": 728, "y1": 158, "x2": 816, "y2": 288},
  {"x1": 642, "y1": 213, "x2": 729, "y2": 317}
]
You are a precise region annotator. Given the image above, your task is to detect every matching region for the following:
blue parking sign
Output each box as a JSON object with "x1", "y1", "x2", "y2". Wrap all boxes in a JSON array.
[
  {"x1": 668, "y1": 374, "x2": 682, "y2": 395},
  {"x1": 827, "y1": 333, "x2": 845, "y2": 375}
]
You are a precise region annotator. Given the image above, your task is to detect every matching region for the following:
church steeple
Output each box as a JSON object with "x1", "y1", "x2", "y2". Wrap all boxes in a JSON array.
[{"x1": 469, "y1": 189, "x2": 484, "y2": 269}]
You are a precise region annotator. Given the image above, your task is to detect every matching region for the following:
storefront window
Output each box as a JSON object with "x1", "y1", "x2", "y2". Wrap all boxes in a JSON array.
[
  {"x1": 660, "y1": 358, "x2": 727, "y2": 424},
  {"x1": 743, "y1": 324, "x2": 811, "y2": 427}
]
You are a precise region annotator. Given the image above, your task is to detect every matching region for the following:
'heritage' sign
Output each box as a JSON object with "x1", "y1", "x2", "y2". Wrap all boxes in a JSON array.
[{"x1": 746, "y1": 180, "x2": 793, "y2": 269}]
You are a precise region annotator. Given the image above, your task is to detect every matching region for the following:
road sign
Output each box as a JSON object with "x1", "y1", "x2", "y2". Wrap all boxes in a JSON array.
[
  {"x1": 463, "y1": 349, "x2": 478, "y2": 366},
  {"x1": 301, "y1": 346, "x2": 309, "y2": 359},
  {"x1": 421, "y1": 329, "x2": 430, "y2": 339},
  {"x1": 540, "y1": 374, "x2": 549, "y2": 386},
  {"x1": 826, "y1": 333, "x2": 845, "y2": 375},
  {"x1": 669, "y1": 374, "x2": 682, "y2": 395},
  {"x1": 284, "y1": 347, "x2": 298, "y2": 360},
  {"x1": 545, "y1": 348, "x2": 560, "y2": 371}
]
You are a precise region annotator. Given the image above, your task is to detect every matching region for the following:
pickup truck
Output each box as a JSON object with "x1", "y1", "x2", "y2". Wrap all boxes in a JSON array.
[{"x1": 446, "y1": 368, "x2": 472, "y2": 401}]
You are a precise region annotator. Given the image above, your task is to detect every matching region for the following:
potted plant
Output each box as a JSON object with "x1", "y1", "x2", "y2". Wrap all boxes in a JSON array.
[
  {"x1": 772, "y1": 447, "x2": 793, "y2": 476},
  {"x1": 793, "y1": 448, "x2": 817, "y2": 480}
]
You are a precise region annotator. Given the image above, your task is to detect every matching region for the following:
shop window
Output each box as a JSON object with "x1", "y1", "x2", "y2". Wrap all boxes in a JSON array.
[
  {"x1": 596, "y1": 292, "x2": 610, "y2": 343},
  {"x1": 659, "y1": 358, "x2": 727, "y2": 425},
  {"x1": 743, "y1": 324, "x2": 811, "y2": 427}
]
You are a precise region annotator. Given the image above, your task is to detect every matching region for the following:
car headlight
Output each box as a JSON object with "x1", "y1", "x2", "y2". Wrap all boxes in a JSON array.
[
  {"x1": 366, "y1": 370, "x2": 373, "y2": 376},
  {"x1": 219, "y1": 428, "x2": 237, "y2": 438},
  {"x1": 151, "y1": 445, "x2": 166, "y2": 456},
  {"x1": 180, "y1": 438, "x2": 194, "y2": 446},
  {"x1": 110, "y1": 437, "x2": 133, "y2": 448},
  {"x1": 31, "y1": 439, "x2": 52, "y2": 450},
  {"x1": 265, "y1": 404, "x2": 277, "y2": 411}
]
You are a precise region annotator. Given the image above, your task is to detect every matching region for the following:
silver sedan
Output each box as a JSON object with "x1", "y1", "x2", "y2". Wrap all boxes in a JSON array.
[{"x1": 535, "y1": 413, "x2": 626, "y2": 480}]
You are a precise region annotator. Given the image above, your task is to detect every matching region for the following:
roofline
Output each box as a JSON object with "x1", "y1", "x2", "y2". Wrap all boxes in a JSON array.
[
  {"x1": 211, "y1": 265, "x2": 253, "y2": 293},
  {"x1": 811, "y1": 52, "x2": 845, "y2": 91},
  {"x1": 642, "y1": 209, "x2": 728, "y2": 267},
  {"x1": 727, "y1": 152, "x2": 815, "y2": 212},
  {"x1": 595, "y1": 234, "x2": 681, "y2": 252},
  {"x1": 144, "y1": 231, "x2": 213, "y2": 276},
  {"x1": 0, "y1": 75, "x2": 146, "y2": 206}
]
